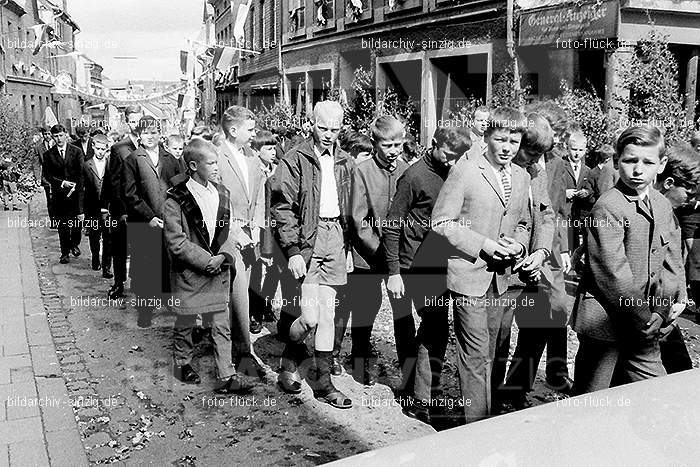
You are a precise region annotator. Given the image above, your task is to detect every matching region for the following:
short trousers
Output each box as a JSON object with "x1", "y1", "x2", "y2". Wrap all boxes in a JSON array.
[{"x1": 304, "y1": 219, "x2": 346, "y2": 286}]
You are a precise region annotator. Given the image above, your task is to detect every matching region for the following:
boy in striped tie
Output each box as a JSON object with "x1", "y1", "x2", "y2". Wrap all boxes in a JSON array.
[{"x1": 431, "y1": 107, "x2": 532, "y2": 423}]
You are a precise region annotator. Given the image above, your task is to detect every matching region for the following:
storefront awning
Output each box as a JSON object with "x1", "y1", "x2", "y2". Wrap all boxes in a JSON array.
[{"x1": 519, "y1": 0, "x2": 619, "y2": 46}]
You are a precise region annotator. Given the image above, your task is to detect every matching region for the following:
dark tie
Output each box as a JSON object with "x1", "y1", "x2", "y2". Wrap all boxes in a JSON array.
[
  {"x1": 500, "y1": 167, "x2": 511, "y2": 205},
  {"x1": 527, "y1": 163, "x2": 538, "y2": 178}
]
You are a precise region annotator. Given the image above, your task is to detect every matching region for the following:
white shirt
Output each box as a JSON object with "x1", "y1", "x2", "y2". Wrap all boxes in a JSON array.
[
  {"x1": 82, "y1": 140, "x2": 89, "y2": 155},
  {"x1": 58, "y1": 145, "x2": 66, "y2": 159},
  {"x1": 489, "y1": 162, "x2": 512, "y2": 200},
  {"x1": 186, "y1": 178, "x2": 220, "y2": 242},
  {"x1": 537, "y1": 154, "x2": 546, "y2": 172},
  {"x1": 314, "y1": 145, "x2": 340, "y2": 218},
  {"x1": 224, "y1": 139, "x2": 249, "y2": 194},
  {"x1": 145, "y1": 148, "x2": 159, "y2": 167},
  {"x1": 93, "y1": 157, "x2": 107, "y2": 179}
]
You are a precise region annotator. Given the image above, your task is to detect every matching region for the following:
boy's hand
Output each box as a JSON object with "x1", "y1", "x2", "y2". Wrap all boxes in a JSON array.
[
  {"x1": 149, "y1": 217, "x2": 163, "y2": 229},
  {"x1": 498, "y1": 236, "x2": 524, "y2": 258},
  {"x1": 514, "y1": 249, "x2": 546, "y2": 282},
  {"x1": 565, "y1": 189, "x2": 576, "y2": 200},
  {"x1": 387, "y1": 274, "x2": 405, "y2": 299},
  {"x1": 205, "y1": 254, "x2": 225, "y2": 275},
  {"x1": 560, "y1": 252, "x2": 572, "y2": 273},
  {"x1": 483, "y1": 238, "x2": 516, "y2": 262},
  {"x1": 288, "y1": 254, "x2": 306, "y2": 279},
  {"x1": 642, "y1": 312, "x2": 664, "y2": 338}
]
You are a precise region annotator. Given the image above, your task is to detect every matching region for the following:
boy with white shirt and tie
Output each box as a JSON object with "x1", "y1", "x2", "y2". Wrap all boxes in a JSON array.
[
  {"x1": 164, "y1": 138, "x2": 252, "y2": 394},
  {"x1": 216, "y1": 106, "x2": 267, "y2": 380},
  {"x1": 431, "y1": 107, "x2": 531, "y2": 423},
  {"x1": 82, "y1": 134, "x2": 113, "y2": 278}
]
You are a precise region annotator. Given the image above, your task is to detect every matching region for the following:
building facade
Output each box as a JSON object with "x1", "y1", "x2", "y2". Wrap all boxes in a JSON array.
[{"x1": 0, "y1": 0, "x2": 81, "y2": 129}]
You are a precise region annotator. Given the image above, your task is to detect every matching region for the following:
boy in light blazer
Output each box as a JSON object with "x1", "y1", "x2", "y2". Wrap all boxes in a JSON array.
[
  {"x1": 572, "y1": 126, "x2": 684, "y2": 394},
  {"x1": 164, "y1": 138, "x2": 252, "y2": 394},
  {"x1": 431, "y1": 107, "x2": 531, "y2": 423}
]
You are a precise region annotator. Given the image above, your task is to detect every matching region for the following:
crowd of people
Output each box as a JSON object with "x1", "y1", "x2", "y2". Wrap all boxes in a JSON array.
[{"x1": 29, "y1": 100, "x2": 700, "y2": 426}]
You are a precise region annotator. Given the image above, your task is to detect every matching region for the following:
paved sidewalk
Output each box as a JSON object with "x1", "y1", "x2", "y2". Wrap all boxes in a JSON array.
[{"x1": 0, "y1": 206, "x2": 87, "y2": 467}]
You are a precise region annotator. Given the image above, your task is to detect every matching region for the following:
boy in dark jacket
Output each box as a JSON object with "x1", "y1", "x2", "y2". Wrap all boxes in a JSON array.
[
  {"x1": 82, "y1": 134, "x2": 113, "y2": 277},
  {"x1": 164, "y1": 138, "x2": 251, "y2": 394}
]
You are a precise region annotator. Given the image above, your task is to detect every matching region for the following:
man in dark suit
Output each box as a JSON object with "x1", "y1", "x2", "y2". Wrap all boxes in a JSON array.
[
  {"x1": 72, "y1": 125, "x2": 94, "y2": 161},
  {"x1": 561, "y1": 127, "x2": 593, "y2": 250},
  {"x1": 33, "y1": 128, "x2": 55, "y2": 225},
  {"x1": 42, "y1": 124, "x2": 84, "y2": 263},
  {"x1": 106, "y1": 105, "x2": 142, "y2": 299},
  {"x1": 82, "y1": 134, "x2": 112, "y2": 278},
  {"x1": 122, "y1": 116, "x2": 170, "y2": 328}
]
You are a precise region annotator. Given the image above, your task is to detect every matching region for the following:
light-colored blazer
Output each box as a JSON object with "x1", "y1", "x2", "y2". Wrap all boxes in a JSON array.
[
  {"x1": 217, "y1": 142, "x2": 266, "y2": 248},
  {"x1": 431, "y1": 155, "x2": 532, "y2": 297},
  {"x1": 571, "y1": 182, "x2": 685, "y2": 342}
]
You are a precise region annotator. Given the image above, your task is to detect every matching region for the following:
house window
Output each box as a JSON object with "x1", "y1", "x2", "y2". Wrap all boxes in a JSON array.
[
  {"x1": 270, "y1": 0, "x2": 276, "y2": 43},
  {"x1": 289, "y1": 0, "x2": 305, "y2": 32},
  {"x1": 250, "y1": 6, "x2": 256, "y2": 52}
]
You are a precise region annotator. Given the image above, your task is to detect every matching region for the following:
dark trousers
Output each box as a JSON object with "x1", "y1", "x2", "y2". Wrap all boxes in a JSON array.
[
  {"x1": 173, "y1": 311, "x2": 235, "y2": 380},
  {"x1": 573, "y1": 334, "x2": 666, "y2": 395},
  {"x1": 43, "y1": 186, "x2": 54, "y2": 221},
  {"x1": 660, "y1": 325, "x2": 693, "y2": 374},
  {"x1": 56, "y1": 216, "x2": 81, "y2": 256},
  {"x1": 499, "y1": 267, "x2": 569, "y2": 395},
  {"x1": 87, "y1": 215, "x2": 112, "y2": 272},
  {"x1": 110, "y1": 218, "x2": 128, "y2": 285},
  {"x1": 127, "y1": 222, "x2": 167, "y2": 307},
  {"x1": 277, "y1": 264, "x2": 302, "y2": 343},
  {"x1": 249, "y1": 259, "x2": 265, "y2": 322}
]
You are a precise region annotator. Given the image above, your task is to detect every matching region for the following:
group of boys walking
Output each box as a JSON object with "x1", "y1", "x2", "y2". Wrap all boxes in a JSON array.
[{"x1": 36, "y1": 99, "x2": 697, "y2": 423}]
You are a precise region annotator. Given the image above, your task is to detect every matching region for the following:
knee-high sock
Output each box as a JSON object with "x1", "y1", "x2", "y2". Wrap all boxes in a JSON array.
[{"x1": 289, "y1": 316, "x2": 314, "y2": 343}]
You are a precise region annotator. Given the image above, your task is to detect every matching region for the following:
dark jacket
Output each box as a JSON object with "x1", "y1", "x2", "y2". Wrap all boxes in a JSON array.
[
  {"x1": 122, "y1": 147, "x2": 170, "y2": 222},
  {"x1": 351, "y1": 156, "x2": 408, "y2": 270},
  {"x1": 270, "y1": 138, "x2": 355, "y2": 264},
  {"x1": 82, "y1": 156, "x2": 111, "y2": 217},
  {"x1": 33, "y1": 139, "x2": 53, "y2": 186},
  {"x1": 383, "y1": 152, "x2": 450, "y2": 275},
  {"x1": 41, "y1": 143, "x2": 84, "y2": 217},
  {"x1": 544, "y1": 153, "x2": 570, "y2": 263},
  {"x1": 584, "y1": 160, "x2": 618, "y2": 204},
  {"x1": 108, "y1": 135, "x2": 138, "y2": 218},
  {"x1": 160, "y1": 152, "x2": 187, "y2": 188},
  {"x1": 72, "y1": 138, "x2": 94, "y2": 161},
  {"x1": 164, "y1": 178, "x2": 236, "y2": 315}
]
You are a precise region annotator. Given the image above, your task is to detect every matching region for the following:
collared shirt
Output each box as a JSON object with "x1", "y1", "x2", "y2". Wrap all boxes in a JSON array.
[
  {"x1": 145, "y1": 148, "x2": 159, "y2": 167},
  {"x1": 82, "y1": 140, "x2": 89, "y2": 155},
  {"x1": 129, "y1": 134, "x2": 139, "y2": 149},
  {"x1": 94, "y1": 157, "x2": 107, "y2": 179},
  {"x1": 537, "y1": 154, "x2": 546, "y2": 172},
  {"x1": 186, "y1": 178, "x2": 219, "y2": 242},
  {"x1": 489, "y1": 162, "x2": 512, "y2": 200},
  {"x1": 58, "y1": 145, "x2": 66, "y2": 160},
  {"x1": 314, "y1": 145, "x2": 340, "y2": 218},
  {"x1": 224, "y1": 139, "x2": 250, "y2": 194}
]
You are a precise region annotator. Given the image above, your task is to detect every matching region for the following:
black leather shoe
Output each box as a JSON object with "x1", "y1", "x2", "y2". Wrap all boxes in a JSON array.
[
  {"x1": 215, "y1": 375, "x2": 254, "y2": 394},
  {"x1": 102, "y1": 270, "x2": 114, "y2": 279},
  {"x1": 59, "y1": 255, "x2": 69, "y2": 264},
  {"x1": 330, "y1": 356, "x2": 342, "y2": 376},
  {"x1": 403, "y1": 400, "x2": 432, "y2": 424},
  {"x1": 107, "y1": 283, "x2": 124, "y2": 300},
  {"x1": 262, "y1": 306, "x2": 276, "y2": 322},
  {"x1": 545, "y1": 375, "x2": 574, "y2": 394},
  {"x1": 91, "y1": 259, "x2": 101, "y2": 270},
  {"x1": 351, "y1": 359, "x2": 375, "y2": 386},
  {"x1": 71, "y1": 246, "x2": 81, "y2": 257},
  {"x1": 174, "y1": 364, "x2": 201, "y2": 384},
  {"x1": 249, "y1": 319, "x2": 263, "y2": 334}
]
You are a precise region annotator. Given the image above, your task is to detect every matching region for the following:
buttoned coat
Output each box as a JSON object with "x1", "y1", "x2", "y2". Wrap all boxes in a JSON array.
[
  {"x1": 431, "y1": 154, "x2": 532, "y2": 297},
  {"x1": 571, "y1": 182, "x2": 685, "y2": 342},
  {"x1": 82, "y1": 156, "x2": 111, "y2": 218},
  {"x1": 122, "y1": 147, "x2": 170, "y2": 222}
]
